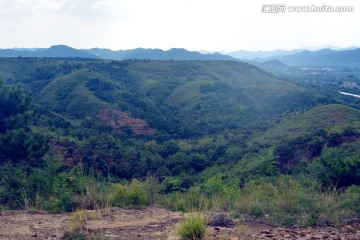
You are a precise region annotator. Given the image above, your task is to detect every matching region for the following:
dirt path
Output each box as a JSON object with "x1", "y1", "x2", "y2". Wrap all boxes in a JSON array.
[{"x1": 0, "y1": 206, "x2": 359, "y2": 240}]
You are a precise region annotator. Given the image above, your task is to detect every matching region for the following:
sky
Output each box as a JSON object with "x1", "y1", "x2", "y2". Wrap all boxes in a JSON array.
[{"x1": 0, "y1": 0, "x2": 359, "y2": 52}]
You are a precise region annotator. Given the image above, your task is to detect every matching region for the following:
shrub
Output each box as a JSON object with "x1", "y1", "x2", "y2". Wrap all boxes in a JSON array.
[
  {"x1": 176, "y1": 214, "x2": 207, "y2": 240},
  {"x1": 142, "y1": 176, "x2": 165, "y2": 204},
  {"x1": 160, "y1": 186, "x2": 210, "y2": 212},
  {"x1": 208, "y1": 212, "x2": 234, "y2": 227},
  {"x1": 44, "y1": 193, "x2": 76, "y2": 213},
  {"x1": 62, "y1": 232, "x2": 86, "y2": 240},
  {"x1": 340, "y1": 185, "x2": 360, "y2": 217},
  {"x1": 74, "y1": 177, "x2": 114, "y2": 210},
  {"x1": 248, "y1": 203, "x2": 265, "y2": 220},
  {"x1": 113, "y1": 179, "x2": 148, "y2": 208},
  {"x1": 329, "y1": 185, "x2": 360, "y2": 224}
]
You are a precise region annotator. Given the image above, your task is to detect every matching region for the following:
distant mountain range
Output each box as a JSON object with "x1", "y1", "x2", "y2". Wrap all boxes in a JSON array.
[
  {"x1": 0, "y1": 45, "x2": 236, "y2": 61},
  {"x1": 84, "y1": 47, "x2": 236, "y2": 61},
  {"x1": 1, "y1": 45, "x2": 359, "y2": 67},
  {"x1": 225, "y1": 49, "x2": 304, "y2": 60},
  {"x1": 266, "y1": 48, "x2": 360, "y2": 67},
  {"x1": 245, "y1": 59, "x2": 288, "y2": 72},
  {"x1": 0, "y1": 45, "x2": 98, "y2": 58},
  {"x1": 224, "y1": 46, "x2": 358, "y2": 60}
]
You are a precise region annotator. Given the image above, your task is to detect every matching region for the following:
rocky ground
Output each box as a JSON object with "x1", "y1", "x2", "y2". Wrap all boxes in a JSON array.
[{"x1": 0, "y1": 205, "x2": 359, "y2": 240}]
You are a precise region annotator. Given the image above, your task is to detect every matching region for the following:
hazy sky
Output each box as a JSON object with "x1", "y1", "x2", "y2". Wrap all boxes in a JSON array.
[{"x1": 0, "y1": 0, "x2": 359, "y2": 51}]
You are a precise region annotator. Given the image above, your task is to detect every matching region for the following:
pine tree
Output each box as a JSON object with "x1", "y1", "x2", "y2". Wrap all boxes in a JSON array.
[{"x1": 0, "y1": 81, "x2": 48, "y2": 168}]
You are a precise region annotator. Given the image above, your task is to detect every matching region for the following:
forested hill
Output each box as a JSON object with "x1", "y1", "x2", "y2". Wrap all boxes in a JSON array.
[
  {"x1": 1, "y1": 58, "x2": 359, "y2": 225},
  {"x1": 0, "y1": 58, "x2": 320, "y2": 138}
]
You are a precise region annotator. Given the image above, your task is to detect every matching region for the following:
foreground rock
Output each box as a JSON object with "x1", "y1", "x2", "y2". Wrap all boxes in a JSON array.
[{"x1": 0, "y1": 206, "x2": 359, "y2": 239}]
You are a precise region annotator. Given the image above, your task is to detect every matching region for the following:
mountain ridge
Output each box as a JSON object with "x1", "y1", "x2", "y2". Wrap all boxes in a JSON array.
[
  {"x1": 0, "y1": 45, "x2": 236, "y2": 61},
  {"x1": 266, "y1": 48, "x2": 360, "y2": 66}
]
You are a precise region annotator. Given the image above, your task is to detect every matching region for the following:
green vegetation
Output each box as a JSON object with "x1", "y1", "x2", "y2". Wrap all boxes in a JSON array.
[
  {"x1": 176, "y1": 214, "x2": 207, "y2": 240},
  {"x1": 0, "y1": 58, "x2": 359, "y2": 229}
]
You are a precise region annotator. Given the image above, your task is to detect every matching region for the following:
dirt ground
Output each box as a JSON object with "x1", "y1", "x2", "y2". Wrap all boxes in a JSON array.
[{"x1": 0, "y1": 205, "x2": 359, "y2": 240}]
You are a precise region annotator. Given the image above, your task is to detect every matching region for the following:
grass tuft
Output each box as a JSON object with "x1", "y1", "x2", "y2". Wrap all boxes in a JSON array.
[{"x1": 176, "y1": 214, "x2": 207, "y2": 240}]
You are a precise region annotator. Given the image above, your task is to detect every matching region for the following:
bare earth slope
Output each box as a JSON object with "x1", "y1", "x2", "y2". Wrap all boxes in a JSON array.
[{"x1": 0, "y1": 206, "x2": 359, "y2": 240}]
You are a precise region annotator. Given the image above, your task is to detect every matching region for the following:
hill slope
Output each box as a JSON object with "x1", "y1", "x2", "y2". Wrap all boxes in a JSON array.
[
  {"x1": 0, "y1": 58, "x2": 320, "y2": 137},
  {"x1": 257, "y1": 104, "x2": 360, "y2": 145}
]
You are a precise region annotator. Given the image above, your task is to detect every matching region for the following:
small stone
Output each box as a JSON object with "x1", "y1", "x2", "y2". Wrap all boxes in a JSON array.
[
  {"x1": 345, "y1": 225, "x2": 356, "y2": 233},
  {"x1": 284, "y1": 234, "x2": 291, "y2": 238},
  {"x1": 214, "y1": 227, "x2": 220, "y2": 231},
  {"x1": 261, "y1": 229, "x2": 272, "y2": 234},
  {"x1": 322, "y1": 233, "x2": 330, "y2": 239},
  {"x1": 313, "y1": 234, "x2": 323, "y2": 239},
  {"x1": 299, "y1": 230, "x2": 311, "y2": 237}
]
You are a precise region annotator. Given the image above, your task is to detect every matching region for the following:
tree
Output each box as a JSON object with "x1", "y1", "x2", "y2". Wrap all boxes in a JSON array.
[{"x1": 0, "y1": 81, "x2": 48, "y2": 168}]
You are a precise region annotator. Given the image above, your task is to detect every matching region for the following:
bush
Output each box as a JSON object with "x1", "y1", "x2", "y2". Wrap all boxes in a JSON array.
[
  {"x1": 142, "y1": 176, "x2": 165, "y2": 204},
  {"x1": 44, "y1": 193, "x2": 76, "y2": 213},
  {"x1": 332, "y1": 185, "x2": 360, "y2": 223},
  {"x1": 160, "y1": 186, "x2": 211, "y2": 212},
  {"x1": 70, "y1": 169, "x2": 114, "y2": 210},
  {"x1": 176, "y1": 214, "x2": 207, "y2": 240},
  {"x1": 208, "y1": 212, "x2": 234, "y2": 227},
  {"x1": 341, "y1": 185, "x2": 360, "y2": 217},
  {"x1": 113, "y1": 179, "x2": 148, "y2": 208},
  {"x1": 62, "y1": 232, "x2": 86, "y2": 240}
]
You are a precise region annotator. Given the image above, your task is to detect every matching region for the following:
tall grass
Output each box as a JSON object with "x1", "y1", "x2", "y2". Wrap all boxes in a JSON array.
[
  {"x1": 235, "y1": 175, "x2": 358, "y2": 226},
  {"x1": 176, "y1": 214, "x2": 207, "y2": 240},
  {"x1": 3, "y1": 160, "x2": 358, "y2": 228},
  {"x1": 72, "y1": 169, "x2": 115, "y2": 211},
  {"x1": 18, "y1": 187, "x2": 46, "y2": 211}
]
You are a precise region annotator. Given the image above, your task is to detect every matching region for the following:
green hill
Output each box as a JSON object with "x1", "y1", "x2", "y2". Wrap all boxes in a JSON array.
[
  {"x1": 256, "y1": 104, "x2": 360, "y2": 145},
  {"x1": 121, "y1": 61, "x2": 318, "y2": 135},
  {"x1": 29, "y1": 60, "x2": 319, "y2": 136},
  {"x1": 37, "y1": 69, "x2": 111, "y2": 118},
  {"x1": 2, "y1": 58, "x2": 357, "y2": 179}
]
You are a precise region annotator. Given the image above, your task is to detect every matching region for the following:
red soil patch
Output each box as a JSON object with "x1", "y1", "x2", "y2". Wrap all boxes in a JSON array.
[{"x1": 97, "y1": 108, "x2": 156, "y2": 135}]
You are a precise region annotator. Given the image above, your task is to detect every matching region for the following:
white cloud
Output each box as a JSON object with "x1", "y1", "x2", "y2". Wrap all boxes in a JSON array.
[
  {"x1": 0, "y1": 0, "x2": 359, "y2": 51},
  {"x1": 0, "y1": 0, "x2": 68, "y2": 14}
]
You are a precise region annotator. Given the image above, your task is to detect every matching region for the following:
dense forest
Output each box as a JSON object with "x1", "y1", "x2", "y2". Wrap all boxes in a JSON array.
[{"x1": 0, "y1": 58, "x2": 359, "y2": 228}]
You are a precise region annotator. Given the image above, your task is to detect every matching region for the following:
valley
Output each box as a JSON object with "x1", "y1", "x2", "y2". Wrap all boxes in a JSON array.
[{"x1": 0, "y1": 57, "x2": 359, "y2": 239}]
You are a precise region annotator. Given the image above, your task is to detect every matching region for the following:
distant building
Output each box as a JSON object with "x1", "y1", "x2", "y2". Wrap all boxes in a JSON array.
[{"x1": 341, "y1": 82, "x2": 360, "y2": 89}]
